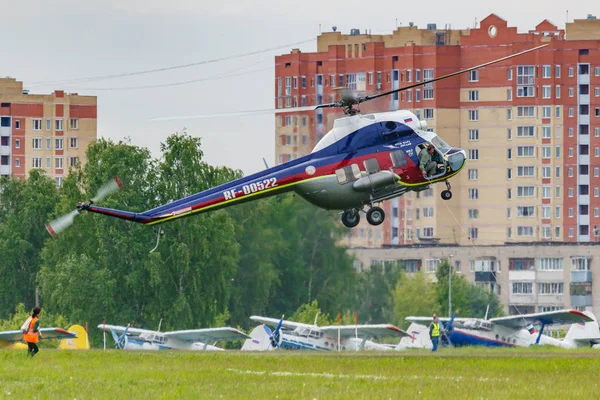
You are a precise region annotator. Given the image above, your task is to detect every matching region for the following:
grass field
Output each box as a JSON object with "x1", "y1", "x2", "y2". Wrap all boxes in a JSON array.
[{"x1": 1, "y1": 347, "x2": 599, "y2": 399}]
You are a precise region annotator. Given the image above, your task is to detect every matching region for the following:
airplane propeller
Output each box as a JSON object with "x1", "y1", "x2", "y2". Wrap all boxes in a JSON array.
[
  {"x1": 442, "y1": 310, "x2": 458, "y2": 347},
  {"x1": 45, "y1": 176, "x2": 123, "y2": 237},
  {"x1": 111, "y1": 324, "x2": 130, "y2": 350},
  {"x1": 263, "y1": 314, "x2": 284, "y2": 349}
]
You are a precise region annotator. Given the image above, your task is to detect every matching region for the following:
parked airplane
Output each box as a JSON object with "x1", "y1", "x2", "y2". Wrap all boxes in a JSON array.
[
  {"x1": 400, "y1": 309, "x2": 599, "y2": 349},
  {"x1": 242, "y1": 315, "x2": 409, "y2": 351},
  {"x1": 0, "y1": 327, "x2": 77, "y2": 349},
  {"x1": 99, "y1": 324, "x2": 249, "y2": 351}
]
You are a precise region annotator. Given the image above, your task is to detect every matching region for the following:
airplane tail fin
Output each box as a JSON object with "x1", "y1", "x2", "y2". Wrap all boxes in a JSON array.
[
  {"x1": 58, "y1": 325, "x2": 90, "y2": 350},
  {"x1": 241, "y1": 325, "x2": 273, "y2": 351},
  {"x1": 563, "y1": 311, "x2": 600, "y2": 347},
  {"x1": 396, "y1": 322, "x2": 432, "y2": 350}
]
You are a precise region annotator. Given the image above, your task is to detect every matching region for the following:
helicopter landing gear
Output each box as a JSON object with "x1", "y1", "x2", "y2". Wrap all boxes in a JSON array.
[
  {"x1": 366, "y1": 206, "x2": 385, "y2": 226},
  {"x1": 341, "y1": 209, "x2": 361, "y2": 228},
  {"x1": 441, "y1": 181, "x2": 453, "y2": 201}
]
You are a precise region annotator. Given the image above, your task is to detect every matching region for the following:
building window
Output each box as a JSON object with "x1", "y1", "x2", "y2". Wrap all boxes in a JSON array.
[
  {"x1": 468, "y1": 209, "x2": 479, "y2": 219},
  {"x1": 556, "y1": 106, "x2": 561, "y2": 119},
  {"x1": 55, "y1": 138, "x2": 63, "y2": 150},
  {"x1": 507, "y1": 68, "x2": 513, "y2": 81},
  {"x1": 15, "y1": 158, "x2": 20, "y2": 167},
  {"x1": 555, "y1": 206, "x2": 561, "y2": 218},
  {"x1": 542, "y1": 166, "x2": 550, "y2": 178},
  {"x1": 507, "y1": 88, "x2": 513, "y2": 101},
  {"x1": 517, "y1": 186, "x2": 535, "y2": 197},
  {"x1": 423, "y1": 69, "x2": 434, "y2": 99},
  {"x1": 468, "y1": 110, "x2": 478, "y2": 121},
  {"x1": 468, "y1": 149, "x2": 479, "y2": 160},
  {"x1": 542, "y1": 126, "x2": 551, "y2": 138},
  {"x1": 542, "y1": 65, "x2": 551, "y2": 78},
  {"x1": 517, "y1": 146, "x2": 534, "y2": 157},
  {"x1": 55, "y1": 119, "x2": 63, "y2": 131},
  {"x1": 542, "y1": 146, "x2": 551, "y2": 159},
  {"x1": 32, "y1": 137, "x2": 42, "y2": 150},
  {"x1": 517, "y1": 226, "x2": 534, "y2": 236},
  {"x1": 517, "y1": 106, "x2": 535, "y2": 117},
  {"x1": 70, "y1": 137, "x2": 79, "y2": 148},
  {"x1": 468, "y1": 90, "x2": 479, "y2": 101},
  {"x1": 468, "y1": 188, "x2": 478, "y2": 200},
  {"x1": 517, "y1": 206, "x2": 535, "y2": 217},
  {"x1": 468, "y1": 169, "x2": 478, "y2": 180},
  {"x1": 55, "y1": 176, "x2": 63, "y2": 188},
  {"x1": 542, "y1": 85, "x2": 551, "y2": 98},
  {"x1": 556, "y1": 85, "x2": 561, "y2": 99},
  {"x1": 32, "y1": 119, "x2": 42, "y2": 130},
  {"x1": 542, "y1": 106, "x2": 551, "y2": 119},
  {"x1": 15, "y1": 139, "x2": 20, "y2": 148},
  {"x1": 517, "y1": 166, "x2": 535, "y2": 177},
  {"x1": 569, "y1": 67, "x2": 574, "y2": 77},
  {"x1": 556, "y1": 146, "x2": 561, "y2": 158},
  {"x1": 69, "y1": 156, "x2": 79, "y2": 167},
  {"x1": 55, "y1": 157, "x2": 63, "y2": 169},
  {"x1": 507, "y1": 128, "x2": 512, "y2": 140},
  {"x1": 468, "y1": 70, "x2": 478, "y2": 82},
  {"x1": 569, "y1": 87, "x2": 574, "y2": 97},
  {"x1": 538, "y1": 282, "x2": 563, "y2": 295},
  {"x1": 507, "y1": 148, "x2": 512, "y2": 160},
  {"x1": 468, "y1": 129, "x2": 479, "y2": 141},
  {"x1": 517, "y1": 126, "x2": 534, "y2": 137},
  {"x1": 569, "y1": 108, "x2": 574, "y2": 117},
  {"x1": 424, "y1": 108, "x2": 434, "y2": 119},
  {"x1": 517, "y1": 66, "x2": 534, "y2": 97},
  {"x1": 512, "y1": 282, "x2": 533, "y2": 294},
  {"x1": 32, "y1": 157, "x2": 42, "y2": 168},
  {"x1": 468, "y1": 227, "x2": 478, "y2": 239}
]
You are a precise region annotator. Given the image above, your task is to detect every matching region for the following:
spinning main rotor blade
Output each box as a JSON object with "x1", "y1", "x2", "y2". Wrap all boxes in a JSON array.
[
  {"x1": 362, "y1": 43, "x2": 548, "y2": 103},
  {"x1": 45, "y1": 176, "x2": 123, "y2": 237},
  {"x1": 151, "y1": 106, "x2": 316, "y2": 121}
]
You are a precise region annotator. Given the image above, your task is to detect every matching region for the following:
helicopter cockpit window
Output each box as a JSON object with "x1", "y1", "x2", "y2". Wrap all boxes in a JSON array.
[
  {"x1": 430, "y1": 135, "x2": 452, "y2": 154},
  {"x1": 390, "y1": 150, "x2": 407, "y2": 167},
  {"x1": 335, "y1": 164, "x2": 361, "y2": 184},
  {"x1": 381, "y1": 121, "x2": 412, "y2": 140}
]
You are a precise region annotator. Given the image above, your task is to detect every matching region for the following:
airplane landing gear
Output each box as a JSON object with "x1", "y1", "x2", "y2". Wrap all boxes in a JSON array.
[
  {"x1": 366, "y1": 206, "x2": 385, "y2": 226},
  {"x1": 441, "y1": 180, "x2": 453, "y2": 201},
  {"x1": 341, "y1": 209, "x2": 360, "y2": 228}
]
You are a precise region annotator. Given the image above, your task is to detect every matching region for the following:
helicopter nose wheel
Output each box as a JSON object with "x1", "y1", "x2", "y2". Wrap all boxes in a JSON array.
[
  {"x1": 366, "y1": 206, "x2": 385, "y2": 226},
  {"x1": 341, "y1": 210, "x2": 360, "y2": 228},
  {"x1": 441, "y1": 180, "x2": 453, "y2": 201}
]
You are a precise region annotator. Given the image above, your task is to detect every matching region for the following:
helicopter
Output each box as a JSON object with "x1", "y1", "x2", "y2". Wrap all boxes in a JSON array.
[{"x1": 46, "y1": 44, "x2": 547, "y2": 236}]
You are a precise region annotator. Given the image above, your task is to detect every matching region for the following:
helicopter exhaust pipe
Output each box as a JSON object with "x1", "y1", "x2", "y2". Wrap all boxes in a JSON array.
[{"x1": 353, "y1": 170, "x2": 398, "y2": 192}]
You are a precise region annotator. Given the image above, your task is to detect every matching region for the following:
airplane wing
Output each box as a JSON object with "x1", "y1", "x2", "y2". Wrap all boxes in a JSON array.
[
  {"x1": 163, "y1": 327, "x2": 249, "y2": 342},
  {"x1": 489, "y1": 309, "x2": 594, "y2": 329},
  {"x1": 0, "y1": 328, "x2": 76, "y2": 343},
  {"x1": 405, "y1": 316, "x2": 472, "y2": 324},
  {"x1": 250, "y1": 316, "x2": 312, "y2": 331},
  {"x1": 320, "y1": 324, "x2": 410, "y2": 339},
  {"x1": 96, "y1": 324, "x2": 150, "y2": 337}
]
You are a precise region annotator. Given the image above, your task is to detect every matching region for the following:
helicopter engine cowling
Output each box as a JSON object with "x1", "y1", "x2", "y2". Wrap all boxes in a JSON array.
[{"x1": 352, "y1": 170, "x2": 397, "y2": 192}]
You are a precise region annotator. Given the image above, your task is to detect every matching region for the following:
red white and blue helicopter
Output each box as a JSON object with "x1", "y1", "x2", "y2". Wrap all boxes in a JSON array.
[{"x1": 46, "y1": 45, "x2": 546, "y2": 236}]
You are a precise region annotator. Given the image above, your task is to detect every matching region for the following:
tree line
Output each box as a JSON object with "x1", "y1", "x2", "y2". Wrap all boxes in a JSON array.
[{"x1": 0, "y1": 133, "x2": 502, "y2": 346}]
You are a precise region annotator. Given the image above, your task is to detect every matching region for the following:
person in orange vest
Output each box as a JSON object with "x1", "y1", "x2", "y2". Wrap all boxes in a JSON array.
[{"x1": 23, "y1": 307, "x2": 42, "y2": 357}]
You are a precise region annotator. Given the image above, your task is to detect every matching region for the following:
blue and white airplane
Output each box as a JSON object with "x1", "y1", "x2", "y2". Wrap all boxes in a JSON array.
[
  {"x1": 242, "y1": 315, "x2": 409, "y2": 351},
  {"x1": 401, "y1": 309, "x2": 599, "y2": 349},
  {"x1": 99, "y1": 324, "x2": 249, "y2": 351}
]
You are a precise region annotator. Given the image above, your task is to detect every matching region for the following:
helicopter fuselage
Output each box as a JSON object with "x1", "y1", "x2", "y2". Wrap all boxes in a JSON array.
[{"x1": 82, "y1": 110, "x2": 466, "y2": 228}]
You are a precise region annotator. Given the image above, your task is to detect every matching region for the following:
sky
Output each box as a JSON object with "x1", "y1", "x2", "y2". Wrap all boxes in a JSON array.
[{"x1": 2, "y1": 1, "x2": 599, "y2": 175}]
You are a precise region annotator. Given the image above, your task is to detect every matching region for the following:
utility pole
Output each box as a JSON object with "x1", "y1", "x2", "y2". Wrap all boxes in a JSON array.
[{"x1": 448, "y1": 254, "x2": 454, "y2": 318}]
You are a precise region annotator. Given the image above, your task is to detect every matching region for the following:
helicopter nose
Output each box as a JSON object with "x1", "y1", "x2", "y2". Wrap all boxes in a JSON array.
[{"x1": 447, "y1": 148, "x2": 466, "y2": 172}]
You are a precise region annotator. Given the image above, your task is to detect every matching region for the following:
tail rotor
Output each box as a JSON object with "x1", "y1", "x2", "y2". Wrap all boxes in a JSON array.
[{"x1": 45, "y1": 176, "x2": 123, "y2": 237}]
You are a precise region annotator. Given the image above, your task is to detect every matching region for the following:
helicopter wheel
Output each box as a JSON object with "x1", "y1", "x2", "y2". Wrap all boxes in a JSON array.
[
  {"x1": 341, "y1": 210, "x2": 360, "y2": 228},
  {"x1": 441, "y1": 190, "x2": 453, "y2": 201},
  {"x1": 366, "y1": 206, "x2": 385, "y2": 226}
]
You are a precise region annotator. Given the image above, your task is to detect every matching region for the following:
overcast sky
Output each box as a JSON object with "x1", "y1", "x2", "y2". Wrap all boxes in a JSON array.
[{"x1": 2, "y1": 1, "x2": 598, "y2": 175}]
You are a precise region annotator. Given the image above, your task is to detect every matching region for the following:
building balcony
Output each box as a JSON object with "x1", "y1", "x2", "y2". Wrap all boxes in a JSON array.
[
  {"x1": 475, "y1": 271, "x2": 497, "y2": 282},
  {"x1": 537, "y1": 270, "x2": 564, "y2": 281},
  {"x1": 579, "y1": 174, "x2": 590, "y2": 185},
  {"x1": 579, "y1": 115, "x2": 590, "y2": 125},
  {"x1": 536, "y1": 294, "x2": 564, "y2": 305},
  {"x1": 0, "y1": 165, "x2": 9, "y2": 175},
  {"x1": 509, "y1": 294, "x2": 536, "y2": 304},
  {"x1": 571, "y1": 271, "x2": 592, "y2": 282},
  {"x1": 579, "y1": 94, "x2": 590, "y2": 104},
  {"x1": 0, "y1": 146, "x2": 9, "y2": 156},
  {"x1": 570, "y1": 294, "x2": 593, "y2": 307},
  {"x1": 579, "y1": 74, "x2": 590, "y2": 85},
  {"x1": 0, "y1": 126, "x2": 10, "y2": 135},
  {"x1": 509, "y1": 270, "x2": 535, "y2": 281}
]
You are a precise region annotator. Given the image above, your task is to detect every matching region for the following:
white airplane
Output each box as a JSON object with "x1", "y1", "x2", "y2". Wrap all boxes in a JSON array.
[
  {"x1": 98, "y1": 324, "x2": 249, "y2": 351},
  {"x1": 242, "y1": 315, "x2": 409, "y2": 351},
  {"x1": 0, "y1": 327, "x2": 77, "y2": 349},
  {"x1": 399, "y1": 309, "x2": 600, "y2": 349}
]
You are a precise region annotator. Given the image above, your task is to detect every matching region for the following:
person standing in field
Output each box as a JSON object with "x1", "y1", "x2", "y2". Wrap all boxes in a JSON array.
[
  {"x1": 23, "y1": 307, "x2": 42, "y2": 357},
  {"x1": 429, "y1": 314, "x2": 441, "y2": 352}
]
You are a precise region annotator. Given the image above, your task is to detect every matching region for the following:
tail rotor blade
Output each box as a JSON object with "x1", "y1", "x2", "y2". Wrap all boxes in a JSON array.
[
  {"x1": 91, "y1": 176, "x2": 123, "y2": 203},
  {"x1": 45, "y1": 210, "x2": 79, "y2": 237}
]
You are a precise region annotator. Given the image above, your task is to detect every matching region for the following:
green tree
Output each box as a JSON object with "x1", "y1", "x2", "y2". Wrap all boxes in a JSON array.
[
  {"x1": 291, "y1": 300, "x2": 332, "y2": 326},
  {"x1": 356, "y1": 261, "x2": 404, "y2": 324},
  {"x1": 393, "y1": 270, "x2": 440, "y2": 329},
  {"x1": 0, "y1": 170, "x2": 59, "y2": 318},
  {"x1": 435, "y1": 260, "x2": 503, "y2": 318}
]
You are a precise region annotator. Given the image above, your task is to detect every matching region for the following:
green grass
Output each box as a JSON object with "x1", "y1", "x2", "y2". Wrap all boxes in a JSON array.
[{"x1": 1, "y1": 347, "x2": 599, "y2": 399}]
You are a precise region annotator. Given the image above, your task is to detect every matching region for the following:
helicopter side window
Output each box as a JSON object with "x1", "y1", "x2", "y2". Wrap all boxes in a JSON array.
[
  {"x1": 363, "y1": 158, "x2": 380, "y2": 174},
  {"x1": 335, "y1": 164, "x2": 361, "y2": 184},
  {"x1": 390, "y1": 150, "x2": 407, "y2": 168}
]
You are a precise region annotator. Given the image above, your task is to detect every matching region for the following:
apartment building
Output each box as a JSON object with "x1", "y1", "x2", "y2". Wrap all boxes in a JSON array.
[
  {"x1": 274, "y1": 13, "x2": 600, "y2": 247},
  {"x1": 350, "y1": 243, "x2": 598, "y2": 317},
  {"x1": 0, "y1": 77, "x2": 97, "y2": 186}
]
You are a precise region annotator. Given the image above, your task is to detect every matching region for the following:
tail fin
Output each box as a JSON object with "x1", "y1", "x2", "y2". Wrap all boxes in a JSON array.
[
  {"x1": 563, "y1": 311, "x2": 600, "y2": 347},
  {"x1": 396, "y1": 322, "x2": 432, "y2": 350},
  {"x1": 241, "y1": 325, "x2": 273, "y2": 351},
  {"x1": 58, "y1": 325, "x2": 90, "y2": 350}
]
